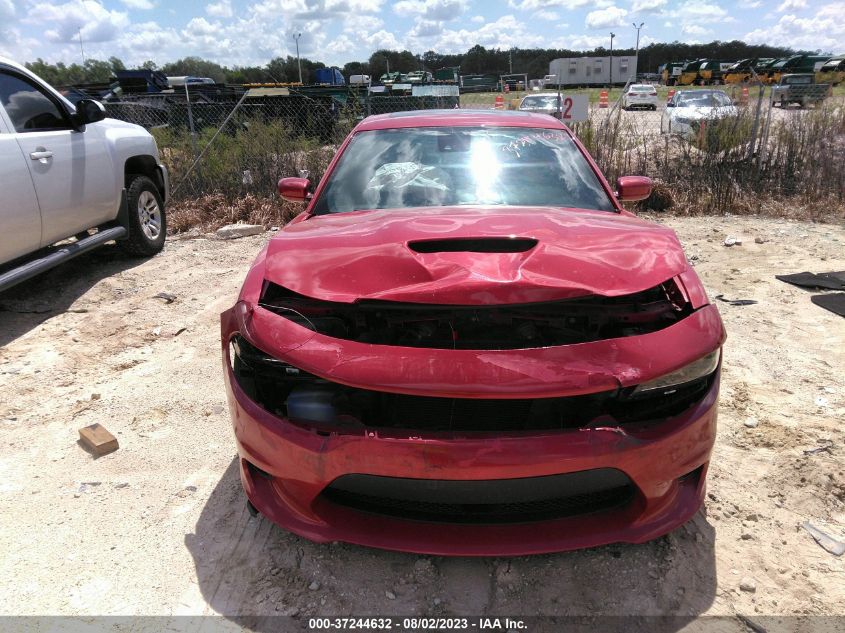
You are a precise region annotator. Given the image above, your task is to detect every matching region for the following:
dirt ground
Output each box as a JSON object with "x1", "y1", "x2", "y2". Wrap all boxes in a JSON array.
[{"x1": 0, "y1": 214, "x2": 843, "y2": 630}]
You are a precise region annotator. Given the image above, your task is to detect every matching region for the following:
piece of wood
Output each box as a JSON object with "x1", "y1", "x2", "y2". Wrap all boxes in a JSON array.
[{"x1": 78, "y1": 423, "x2": 119, "y2": 456}]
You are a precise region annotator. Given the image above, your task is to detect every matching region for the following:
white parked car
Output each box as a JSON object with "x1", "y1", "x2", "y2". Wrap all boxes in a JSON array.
[
  {"x1": 0, "y1": 56, "x2": 169, "y2": 292},
  {"x1": 660, "y1": 89, "x2": 738, "y2": 137},
  {"x1": 623, "y1": 84, "x2": 658, "y2": 110}
]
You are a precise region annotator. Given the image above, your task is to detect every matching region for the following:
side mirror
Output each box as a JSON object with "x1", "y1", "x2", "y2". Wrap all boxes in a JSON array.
[
  {"x1": 278, "y1": 177, "x2": 310, "y2": 203},
  {"x1": 74, "y1": 99, "x2": 106, "y2": 128},
  {"x1": 616, "y1": 176, "x2": 652, "y2": 202}
]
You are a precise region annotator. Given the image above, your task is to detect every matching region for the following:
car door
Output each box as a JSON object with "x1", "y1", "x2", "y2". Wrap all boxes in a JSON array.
[
  {"x1": 0, "y1": 67, "x2": 116, "y2": 248},
  {"x1": 0, "y1": 101, "x2": 42, "y2": 265}
]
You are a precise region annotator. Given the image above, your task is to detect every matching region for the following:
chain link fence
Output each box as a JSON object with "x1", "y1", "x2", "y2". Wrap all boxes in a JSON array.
[{"x1": 103, "y1": 86, "x2": 845, "y2": 221}]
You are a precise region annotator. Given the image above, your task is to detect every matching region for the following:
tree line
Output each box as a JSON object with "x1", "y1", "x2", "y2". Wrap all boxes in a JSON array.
[{"x1": 25, "y1": 40, "x2": 818, "y2": 87}]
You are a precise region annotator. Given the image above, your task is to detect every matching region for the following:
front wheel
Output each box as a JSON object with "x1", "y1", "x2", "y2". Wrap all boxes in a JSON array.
[{"x1": 120, "y1": 174, "x2": 166, "y2": 257}]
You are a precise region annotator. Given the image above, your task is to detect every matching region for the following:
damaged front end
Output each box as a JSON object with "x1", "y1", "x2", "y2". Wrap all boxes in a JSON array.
[{"x1": 225, "y1": 273, "x2": 723, "y2": 435}]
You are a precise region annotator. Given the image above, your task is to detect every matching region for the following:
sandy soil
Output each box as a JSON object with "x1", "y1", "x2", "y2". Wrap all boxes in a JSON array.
[{"x1": 0, "y1": 215, "x2": 843, "y2": 630}]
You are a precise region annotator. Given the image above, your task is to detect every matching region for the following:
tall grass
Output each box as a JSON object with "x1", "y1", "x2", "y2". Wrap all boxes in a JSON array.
[
  {"x1": 157, "y1": 97, "x2": 845, "y2": 232},
  {"x1": 574, "y1": 98, "x2": 845, "y2": 220}
]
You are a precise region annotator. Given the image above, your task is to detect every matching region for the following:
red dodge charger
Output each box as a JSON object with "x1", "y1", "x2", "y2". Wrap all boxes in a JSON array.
[{"x1": 221, "y1": 109, "x2": 725, "y2": 555}]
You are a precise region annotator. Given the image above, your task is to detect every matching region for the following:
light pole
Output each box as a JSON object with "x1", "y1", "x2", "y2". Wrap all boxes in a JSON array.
[
  {"x1": 609, "y1": 32, "x2": 615, "y2": 86},
  {"x1": 293, "y1": 32, "x2": 302, "y2": 84},
  {"x1": 633, "y1": 22, "x2": 644, "y2": 79}
]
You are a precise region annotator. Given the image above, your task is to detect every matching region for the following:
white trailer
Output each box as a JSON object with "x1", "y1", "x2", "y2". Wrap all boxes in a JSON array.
[{"x1": 548, "y1": 56, "x2": 637, "y2": 87}]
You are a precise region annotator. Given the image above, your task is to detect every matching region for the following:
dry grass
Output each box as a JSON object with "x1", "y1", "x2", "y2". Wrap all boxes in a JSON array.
[
  {"x1": 159, "y1": 96, "x2": 845, "y2": 233},
  {"x1": 168, "y1": 194, "x2": 304, "y2": 233}
]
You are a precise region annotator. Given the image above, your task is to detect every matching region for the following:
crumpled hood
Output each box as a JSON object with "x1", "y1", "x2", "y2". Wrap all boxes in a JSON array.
[{"x1": 263, "y1": 207, "x2": 688, "y2": 305}]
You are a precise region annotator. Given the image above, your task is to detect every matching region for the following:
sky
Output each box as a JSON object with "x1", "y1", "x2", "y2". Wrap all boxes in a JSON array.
[{"x1": 0, "y1": 0, "x2": 842, "y2": 69}]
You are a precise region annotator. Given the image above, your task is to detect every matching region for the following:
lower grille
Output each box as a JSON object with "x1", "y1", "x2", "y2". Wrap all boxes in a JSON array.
[{"x1": 321, "y1": 470, "x2": 635, "y2": 524}]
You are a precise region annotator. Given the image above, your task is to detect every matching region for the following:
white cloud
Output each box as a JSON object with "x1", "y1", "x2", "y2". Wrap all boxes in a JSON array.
[
  {"x1": 0, "y1": 0, "x2": 14, "y2": 19},
  {"x1": 470, "y1": 14, "x2": 485, "y2": 22},
  {"x1": 361, "y1": 28, "x2": 403, "y2": 50},
  {"x1": 421, "y1": 14, "x2": 548, "y2": 53},
  {"x1": 510, "y1": 0, "x2": 591, "y2": 9},
  {"x1": 120, "y1": 0, "x2": 155, "y2": 9},
  {"x1": 585, "y1": 5, "x2": 628, "y2": 28},
  {"x1": 631, "y1": 0, "x2": 667, "y2": 13},
  {"x1": 672, "y1": 0, "x2": 729, "y2": 19},
  {"x1": 207, "y1": 0, "x2": 234, "y2": 18},
  {"x1": 552, "y1": 34, "x2": 610, "y2": 49},
  {"x1": 738, "y1": 0, "x2": 762, "y2": 7},
  {"x1": 536, "y1": 9, "x2": 560, "y2": 19},
  {"x1": 682, "y1": 23, "x2": 711, "y2": 35},
  {"x1": 409, "y1": 18, "x2": 443, "y2": 37},
  {"x1": 393, "y1": 0, "x2": 468, "y2": 20},
  {"x1": 745, "y1": 3, "x2": 845, "y2": 51},
  {"x1": 777, "y1": 0, "x2": 807, "y2": 10},
  {"x1": 27, "y1": 0, "x2": 130, "y2": 44}
]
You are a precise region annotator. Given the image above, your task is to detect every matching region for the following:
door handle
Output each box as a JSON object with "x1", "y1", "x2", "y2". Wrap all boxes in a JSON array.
[{"x1": 30, "y1": 149, "x2": 53, "y2": 163}]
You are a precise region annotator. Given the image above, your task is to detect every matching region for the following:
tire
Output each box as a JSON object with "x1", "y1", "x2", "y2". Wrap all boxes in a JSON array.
[{"x1": 120, "y1": 174, "x2": 166, "y2": 257}]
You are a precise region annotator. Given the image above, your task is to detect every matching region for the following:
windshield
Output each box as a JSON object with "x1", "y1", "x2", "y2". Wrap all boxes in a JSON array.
[
  {"x1": 676, "y1": 92, "x2": 732, "y2": 107},
  {"x1": 311, "y1": 127, "x2": 616, "y2": 215},
  {"x1": 520, "y1": 95, "x2": 560, "y2": 109}
]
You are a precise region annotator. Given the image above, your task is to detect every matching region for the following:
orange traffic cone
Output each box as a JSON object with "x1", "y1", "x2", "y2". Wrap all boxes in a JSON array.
[
  {"x1": 494, "y1": 94, "x2": 504, "y2": 110},
  {"x1": 598, "y1": 90, "x2": 609, "y2": 108},
  {"x1": 667, "y1": 88, "x2": 675, "y2": 103},
  {"x1": 740, "y1": 87, "x2": 749, "y2": 106}
]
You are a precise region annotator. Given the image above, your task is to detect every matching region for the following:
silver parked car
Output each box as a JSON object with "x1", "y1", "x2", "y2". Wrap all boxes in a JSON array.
[
  {"x1": 518, "y1": 93, "x2": 564, "y2": 119},
  {"x1": 0, "y1": 56, "x2": 169, "y2": 292},
  {"x1": 660, "y1": 89, "x2": 738, "y2": 137}
]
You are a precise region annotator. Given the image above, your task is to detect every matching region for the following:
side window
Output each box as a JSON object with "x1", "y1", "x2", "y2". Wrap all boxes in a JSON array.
[{"x1": 0, "y1": 71, "x2": 70, "y2": 133}]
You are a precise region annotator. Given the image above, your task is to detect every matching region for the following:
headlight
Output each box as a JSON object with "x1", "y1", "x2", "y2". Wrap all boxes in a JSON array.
[{"x1": 632, "y1": 349, "x2": 720, "y2": 395}]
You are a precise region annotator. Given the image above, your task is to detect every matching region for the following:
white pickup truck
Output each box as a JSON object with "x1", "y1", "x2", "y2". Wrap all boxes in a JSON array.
[{"x1": 0, "y1": 56, "x2": 169, "y2": 293}]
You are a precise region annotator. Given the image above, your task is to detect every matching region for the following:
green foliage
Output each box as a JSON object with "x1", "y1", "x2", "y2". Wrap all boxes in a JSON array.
[
  {"x1": 154, "y1": 118, "x2": 335, "y2": 201},
  {"x1": 159, "y1": 56, "x2": 228, "y2": 83},
  {"x1": 23, "y1": 39, "x2": 819, "y2": 91}
]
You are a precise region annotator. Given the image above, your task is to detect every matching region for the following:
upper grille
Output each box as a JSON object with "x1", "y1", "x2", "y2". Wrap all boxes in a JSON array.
[{"x1": 258, "y1": 281, "x2": 692, "y2": 350}]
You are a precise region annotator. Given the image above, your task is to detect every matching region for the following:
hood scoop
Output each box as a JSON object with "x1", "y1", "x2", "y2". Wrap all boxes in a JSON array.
[{"x1": 409, "y1": 237, "x2": 538, "y2": 254}]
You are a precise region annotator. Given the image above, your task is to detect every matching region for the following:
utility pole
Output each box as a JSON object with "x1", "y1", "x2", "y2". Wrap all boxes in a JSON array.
[
  {"x1": 509, "y1": 49, "x2": 513, "y2": 74},
  {"x1": 609, "y1": 32, "x2": 615, "y2": 86},
  {"x1": 632, "y1": 22, "x2": 644, "y2": 79},
  {"x1": 78, "y1": 28, "x2": 86, "y2": 66},
  {"x1": 293, "y1": 32, "x2": 302, "y2": 84}
]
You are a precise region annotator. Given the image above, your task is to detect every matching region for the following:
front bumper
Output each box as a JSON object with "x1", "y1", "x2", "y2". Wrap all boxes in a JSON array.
[{"x1": 221, "y1": 304, "x2": 722, "y2": 556}]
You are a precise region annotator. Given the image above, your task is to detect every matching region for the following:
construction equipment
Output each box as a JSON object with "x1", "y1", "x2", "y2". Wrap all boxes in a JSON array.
[
  {"x1": 678, "y1": 59, "x2": 728, "y2": 86},
  {"x1": 766, "y1": 55, "x2": 832, "y2": 85},
  {"x1": 660, "y1": 62, "x2": 687, "y2": 86},
  {"x1": 724, "y1": 58, "x2": 774, "y2": 84},
  {"x1": 816, "y1": 56, "x2": 845, "y2": 86}
]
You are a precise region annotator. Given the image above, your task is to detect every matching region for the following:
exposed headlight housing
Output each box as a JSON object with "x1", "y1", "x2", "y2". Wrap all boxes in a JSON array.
[{"x1": 632, "y1": 349, "x2": 720, "y2": 396}]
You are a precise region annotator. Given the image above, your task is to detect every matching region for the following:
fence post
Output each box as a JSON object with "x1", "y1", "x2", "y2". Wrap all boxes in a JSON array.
[
  {"x1": 184, "y1": 83, "x2": 199, "y2": 164},
  {"x1": 171, "y1": 92, "x2": 249, "y2": 198},
  {"x1": 757, "y1": 88, "x2": 775, "y2": 176},
  {"x1": 746, "y1": 70, "x2": 765, "y2": 162}
]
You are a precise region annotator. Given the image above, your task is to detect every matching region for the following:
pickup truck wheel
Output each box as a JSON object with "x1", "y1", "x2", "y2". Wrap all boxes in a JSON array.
[{"x1": 121, "y1": 175, "x2": 166, "y2": 257}]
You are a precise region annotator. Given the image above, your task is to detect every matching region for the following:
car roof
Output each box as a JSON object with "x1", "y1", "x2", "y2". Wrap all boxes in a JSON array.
[
  {"x1": 0, "y1": 56, "x2": 30, "y2": 74},
  {"x1": 356, "y1": 109, "x2": 567, "y2": 131},
  {"x1": 676, "y1": 89, "x2": 728, "y2": 95}
]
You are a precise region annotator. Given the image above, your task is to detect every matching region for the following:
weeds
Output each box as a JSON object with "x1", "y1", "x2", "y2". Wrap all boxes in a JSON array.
[{"x1": 155, "y1": 95, "x2": 845, "y2": 232}]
